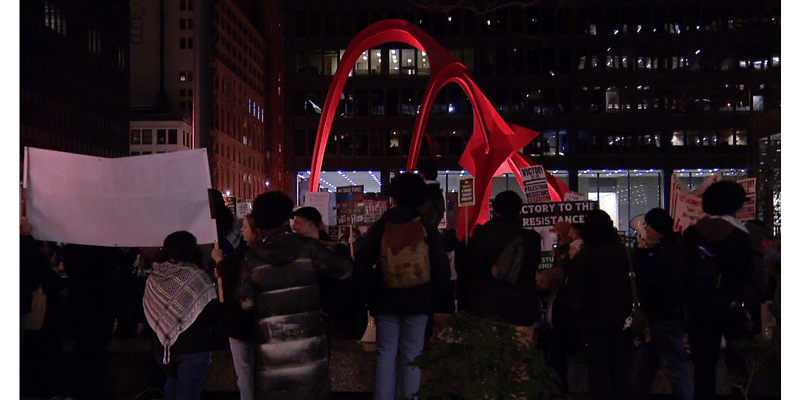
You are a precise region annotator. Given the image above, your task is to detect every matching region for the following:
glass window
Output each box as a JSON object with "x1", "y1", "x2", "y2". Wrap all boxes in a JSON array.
[
  {"x1": 130, "y1": 129, "x2": 141, "y2": 144},
  {"x1": 157, "y1": 129, "x2": 167, "y2": 144},
  {"x1": 389, "y1": 49, "x2": 400, "y2": 75},
  {"x1": 355, "y1": 51, "x2": 369, "y2": 75},
  {"x1": 370, "y1": 49, "x2": 382, "y2": 75},
  {"x1": 142, "y1": 129, "x2": 153, "y2": 144},
  {"x1": 168, "y1": 129, "x2": 178, "y2": 144},
  {"x1": 369, "y1": 130, "x2": 383, "y2": 156},
  {"x1": 324, "y1": 50, "x2": 339, "y2": 76},
  {"x1": 293, "y1": 130, "x2": 306, "y2": 156},
  {"x1": 578, "y1": 169, "x2": 665, "y2": 234}
]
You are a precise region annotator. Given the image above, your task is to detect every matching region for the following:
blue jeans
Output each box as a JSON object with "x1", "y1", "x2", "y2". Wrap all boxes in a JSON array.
[
  {"x1": 229, "y1": 338, "x2": 255, "y2": 400},
  {"x1": 374, "y1": 314, "x2": 428, "y2": 400},
  {"x1": 157, "y1": 351, "x2": 212, "y2": 400},
  {"x1": 634, "y1": 320, "x2": 693, "y2": 400}
]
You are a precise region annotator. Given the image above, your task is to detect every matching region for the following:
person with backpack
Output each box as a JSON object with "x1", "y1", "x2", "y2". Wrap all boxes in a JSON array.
[
  {"x1": 353, "y1": 172, "x2": 451, "y2": 400},
  {"x1": 463, "y1": 190, "x2": 542, "y2": 343},
  {"x1": 682, "y1": 181, "x2": 755, "y2": 400}
]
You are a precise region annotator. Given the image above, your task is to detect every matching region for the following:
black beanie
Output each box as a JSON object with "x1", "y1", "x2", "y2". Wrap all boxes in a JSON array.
[{"x1": 644, "y1": 208, "x2": 674, "y2": 236}]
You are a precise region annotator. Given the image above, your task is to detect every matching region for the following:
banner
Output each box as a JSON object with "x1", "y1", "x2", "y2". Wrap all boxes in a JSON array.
[
  {"x1": 23, "y1": 147, "x2": 217, "y2": 247},
  {"x1": 519, "y1": 165, "x2": 551, "y2": 203},
  {"x1": 362, "y1": 193, "x2": 389, "y2": 225},
  {"x1": 669, "y1": 172, "x2": 753, "y2": 233},
  {"x1": 519, "y1": 200, "x2": 599, "y2": 269}
]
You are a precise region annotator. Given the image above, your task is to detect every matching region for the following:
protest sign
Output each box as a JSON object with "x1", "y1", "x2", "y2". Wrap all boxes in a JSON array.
[
  {"x1": 736, "y1": 177, "x2": 757, "y2": 221},
  {"x1": 520, "y1": 165, "x2": 551, "y2": 203},
  {"x1": 304, "y1": 191, "x2": 333, "y2": 227},
  {"x1": 362, "y1": 193, "x2": 389, "y2": 225},
  {"x1": 519, "y1": 200, "x2": 598, "y2": 269},
  {"x1": 335, "y1": 185, "x2": 365, "y2": 225},
  {"x1": 23, "y1": 147, "x2": 216, "y2": 247},
  {"x1": 458, "y1": 177, "x2": 475, "y2": 206}
]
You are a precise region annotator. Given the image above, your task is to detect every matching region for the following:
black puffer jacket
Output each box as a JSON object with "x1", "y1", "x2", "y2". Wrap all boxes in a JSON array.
[
  {"x1": 242, "y1": 225, "x2": 353, "y2": 400},
  {"x1": 354, "y1": 206, "x2": 451, "y2": 316}
]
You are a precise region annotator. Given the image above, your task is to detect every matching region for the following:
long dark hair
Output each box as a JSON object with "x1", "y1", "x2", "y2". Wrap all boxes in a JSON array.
[{"x1": 159, "y1": 230, "x2": 203, "y2": 266}]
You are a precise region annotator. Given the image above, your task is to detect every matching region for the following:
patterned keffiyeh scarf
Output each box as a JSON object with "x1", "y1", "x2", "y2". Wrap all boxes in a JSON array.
[{"x1": 143, "y1": 261, "x2": 217, "y2": 364}]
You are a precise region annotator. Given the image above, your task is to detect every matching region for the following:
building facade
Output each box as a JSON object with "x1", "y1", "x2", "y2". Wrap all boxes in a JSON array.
[
  {"x1": 129, "y1": 0, "x2": 269, "y2": 203},
  {"x1": 268, "y1": 0, "x2": 779, "y2": 232},
  {"x1": 20, "y1": 0, "x2": 131, "y2": 160}
]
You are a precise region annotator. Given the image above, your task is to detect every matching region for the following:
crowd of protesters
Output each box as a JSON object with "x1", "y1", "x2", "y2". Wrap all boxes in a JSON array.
[{"x1": 20, "y1": 173, "x2": 780, "y2": 400}]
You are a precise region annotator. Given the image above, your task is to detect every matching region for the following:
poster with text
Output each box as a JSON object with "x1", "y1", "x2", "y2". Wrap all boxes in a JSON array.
[
  {"x1": 520, "y1": 165, "x2": 551, "y2": 203},
  {"x1": 335, "y1": 185, "x2": 365, "y2": 225},
  {"x1": 362, "y1": 193, "x2": 390, "y2": 225},
  {"x1": 519, "y1": 200, "x2": 599, "y2": 270}
]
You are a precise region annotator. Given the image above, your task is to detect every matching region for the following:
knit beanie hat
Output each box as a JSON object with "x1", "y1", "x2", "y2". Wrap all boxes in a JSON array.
[{"x1": 644, "y1": 208, "x2": 674, "y2": 235}]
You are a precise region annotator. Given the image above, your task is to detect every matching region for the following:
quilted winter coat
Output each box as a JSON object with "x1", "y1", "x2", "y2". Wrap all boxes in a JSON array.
[{"x1": 242, "y1": 225, "x2": 353, "y2": 400}]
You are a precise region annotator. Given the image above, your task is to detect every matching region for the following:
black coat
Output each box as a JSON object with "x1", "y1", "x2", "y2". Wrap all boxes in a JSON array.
[
  {"x1": 633, "y1": 233, "x2": 690, "y2": 322},
  {"x1": 682, "y1": 216, "x2": 754, "y2": 311},
  {"x1": 243, "y1": 225, "x2": 353, "y2": 400},
  {"x1": 464, "y1": 216, "x2": 542, "y2": 326},
  {"x1": 567, "y1": 240, "x2": 633, "y2": 340}
]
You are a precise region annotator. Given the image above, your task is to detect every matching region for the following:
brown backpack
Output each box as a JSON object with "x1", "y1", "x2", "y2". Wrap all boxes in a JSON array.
[{"x1": 379, "y1": 218, "x2": 431, "y2": 289}]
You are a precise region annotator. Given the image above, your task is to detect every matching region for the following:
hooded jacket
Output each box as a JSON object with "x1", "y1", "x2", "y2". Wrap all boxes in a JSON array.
[
  {"x1": 682, "y1": 215, "x2": 754, "y2": 310},
  {"x1": 243, "y1": 225, "x2": 353, "y2": 400}
]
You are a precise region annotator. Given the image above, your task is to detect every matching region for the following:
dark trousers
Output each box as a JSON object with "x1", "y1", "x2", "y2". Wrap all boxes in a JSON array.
[
  {"x1": 688, "y1": 307, "x2": 754, "y2": 400},
  {"x1": 583, "y1": 323, "x2": 632, "y2": 400}
]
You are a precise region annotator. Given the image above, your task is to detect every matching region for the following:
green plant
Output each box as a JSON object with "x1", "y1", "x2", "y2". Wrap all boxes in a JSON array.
[
  {"x1": 411, "y1": 312, "x2": 562, "y2": 400},
  {"x1": 728, "y1": 335, "x2": 780, "y2": 400}
]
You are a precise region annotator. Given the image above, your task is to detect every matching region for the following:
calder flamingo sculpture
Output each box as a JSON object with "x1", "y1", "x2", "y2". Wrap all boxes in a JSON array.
[{"x1": 308, "y1": 19, "x2": 568, "y2": 238}]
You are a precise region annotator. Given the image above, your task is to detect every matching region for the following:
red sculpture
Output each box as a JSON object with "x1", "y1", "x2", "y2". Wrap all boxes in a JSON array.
[{"x1": 309, "y1": 19, "x2": 567, "y2": 238}]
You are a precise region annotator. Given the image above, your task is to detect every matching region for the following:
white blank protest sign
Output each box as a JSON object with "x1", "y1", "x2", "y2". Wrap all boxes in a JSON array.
[{"x1": 24, "y1": 147, "x2": 217, "y2": 247}]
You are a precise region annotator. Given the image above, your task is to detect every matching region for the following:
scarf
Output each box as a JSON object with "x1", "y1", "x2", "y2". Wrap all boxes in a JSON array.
[
  {"x1": 143, "y1": 261, "x2": 217, "y2": 364},
  {"x1": 708, "y1": 214, "x2": 750, "y2": 234}
]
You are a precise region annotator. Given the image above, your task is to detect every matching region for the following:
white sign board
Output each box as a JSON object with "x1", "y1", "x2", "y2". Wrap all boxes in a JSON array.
[
  {"x1": 23, "y1": 147, "x2": 217, "y2": 247},
  {"x1": 304, "y1": 191, "x2": 333, "y2": 227},
  {"x1": 520, "y1": 165, "x2": 551, "y2": 203}
]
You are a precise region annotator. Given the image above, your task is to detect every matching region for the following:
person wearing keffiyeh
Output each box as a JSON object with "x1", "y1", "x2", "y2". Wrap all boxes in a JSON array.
[{"x1": 143, "y1": 231, "x2": 219, "y2": 400}]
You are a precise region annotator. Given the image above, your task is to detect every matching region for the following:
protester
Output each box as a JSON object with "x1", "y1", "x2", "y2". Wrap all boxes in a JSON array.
[
  {"x1": 682, "y1": 180, "x2": 755, "y2": 400},
  {"x1": 567, "y1": 209, "x2": 632, "y2": 400},
  {"x1": 464, "y1": 190, "x2": 542, "y2": 344},
  {"x1": 353, "y1": 172, "x2": 450, "y2": 400},
  {"x1": 212, "y1": 214, "x2": 261, "y2": 400},
  {"x1": 20, "y1": 217, "x2": 64, "y2": 398},
  {"x1": 293, "y1": 205, "x2": 333, "y2": 242},
  {"x1": 416, "y1": 159, "x2": 446, "y2": 233},
  {"x1": 631, "y1": 208, "x2": 693, "y2": 400},
  {"x1": 144, "y1": 231, "x2": 219, "y2": 400},
  {"x1": 240, "y1": 191, "x2": 353, "y2": 400},
  {"x1": 536, "y1": 220, "x2": 578, "y2": 395}
]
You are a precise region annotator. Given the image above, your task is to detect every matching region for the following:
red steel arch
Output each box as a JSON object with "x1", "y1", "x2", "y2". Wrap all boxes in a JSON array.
[{"x1": 309, "y1": 19, "x2": 566, "y2": 237}]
